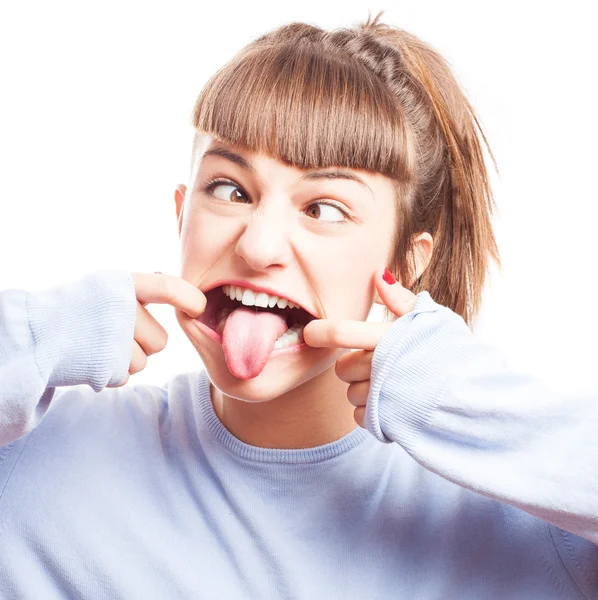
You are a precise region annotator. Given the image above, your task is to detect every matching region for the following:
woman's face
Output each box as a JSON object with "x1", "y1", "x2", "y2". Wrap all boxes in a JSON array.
[{"x1": 174, "y1": 135, "x2": 398, "y2": 402}]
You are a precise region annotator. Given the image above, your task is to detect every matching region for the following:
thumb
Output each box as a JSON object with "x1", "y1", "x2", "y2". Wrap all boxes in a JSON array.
[{"x1": 373, "y1": 268, "x2": 418, "y2": 319}]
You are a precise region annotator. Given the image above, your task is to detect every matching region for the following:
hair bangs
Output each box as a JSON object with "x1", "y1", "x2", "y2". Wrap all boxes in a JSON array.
[{"x1": 191, "y1": 42, "x2": 414, "y2": 183}]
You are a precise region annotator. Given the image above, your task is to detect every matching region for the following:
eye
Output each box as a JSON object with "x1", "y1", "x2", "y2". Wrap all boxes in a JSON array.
[
  {"x1": 205, "y1": 179, "x2": 250, "y2": 203},
  {"x1": 306, "y1": 202, "x2": 348, "y2": 222}
]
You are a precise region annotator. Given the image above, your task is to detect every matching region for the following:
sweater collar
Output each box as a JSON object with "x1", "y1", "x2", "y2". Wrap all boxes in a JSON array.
[{"x1": 196, "y1": 369, "x2": 369, "y2": 464}]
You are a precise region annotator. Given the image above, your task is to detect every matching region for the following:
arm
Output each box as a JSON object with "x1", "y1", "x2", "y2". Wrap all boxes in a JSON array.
[
  {"x1": 0, "y1": 270, "x2": 136, "y2": 446},
  {"x1": 364, "y1": 292, "x2": 598, "y2": 545}
]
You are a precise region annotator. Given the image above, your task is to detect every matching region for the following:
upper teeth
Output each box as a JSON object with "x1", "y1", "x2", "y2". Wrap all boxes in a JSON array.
[{"x1": 222, "y1": 285, "x2": 300, "y2": 310}]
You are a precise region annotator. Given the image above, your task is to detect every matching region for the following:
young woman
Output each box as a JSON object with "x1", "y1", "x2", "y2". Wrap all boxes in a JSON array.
[{"x1": 1, "y1": 12, "x2": 596, "y2": 599}]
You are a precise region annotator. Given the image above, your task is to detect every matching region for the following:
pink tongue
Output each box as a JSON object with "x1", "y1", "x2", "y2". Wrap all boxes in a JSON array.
[{"x1": 221, "y1": 306, "x2": 289, "y2": 379}]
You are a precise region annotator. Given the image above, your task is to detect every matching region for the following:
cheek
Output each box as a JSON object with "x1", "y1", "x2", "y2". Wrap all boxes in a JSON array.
[
  {"x1": 317, "y1": 243, "x2": 383, "y2": 321},
  {"x1": 179, "y1": 209, "x2": 237, "y2": 268},
  {"x1": 340, "y1": 227, "x2": 395, "y2": 315},
  {"x1": 335, "y1": 232, "x2": 388, "y2": 278}
]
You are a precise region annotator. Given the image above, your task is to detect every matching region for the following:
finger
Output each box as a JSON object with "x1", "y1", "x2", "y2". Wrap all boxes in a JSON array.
[
  {"x1": 303, "y1": 319, "x2": 391, "y2": 350},
  {"x1": 134, "y1": 303, "x2": 169, "y2": 356},
  {"x1": 353, "y1": 406, "x2": 366, "y2": 428},
  {"x1": 132, "y1": 272, "x2": 206, "y2": 319},
  {"x1": 129, "y1": 340, "x2": 148, "y2": 375},
  {"x1": 374, "y1": 267, "x2": 418, "y2": 319},
  {"x1": 335, "y1": 349, "x2": 373, "y2": 383},
  {"x1": 346, "y1": 380, "x2": 370, "y2": 408}
]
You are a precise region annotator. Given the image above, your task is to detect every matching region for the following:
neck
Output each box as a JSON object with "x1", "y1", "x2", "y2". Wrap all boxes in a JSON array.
[{"x1": 210, "y1": 367, "x2": 359, "y2": 449}]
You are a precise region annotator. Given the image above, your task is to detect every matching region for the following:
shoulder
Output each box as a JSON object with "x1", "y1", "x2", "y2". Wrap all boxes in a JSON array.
[
  {"x1": 0, "y1": 370, "x2": 206, "y2": 493},
  {"x1": 11, "y1": 370, "x2": 204, "y2": 456}
]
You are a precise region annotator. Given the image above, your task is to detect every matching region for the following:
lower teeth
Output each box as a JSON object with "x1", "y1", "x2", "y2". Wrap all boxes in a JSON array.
[
  {"x1": 273, "y1": 324, "x2": 304, "y2": 349},
  {"x1": 214, "y1": 308, "x2": 304, "y2": 348}
]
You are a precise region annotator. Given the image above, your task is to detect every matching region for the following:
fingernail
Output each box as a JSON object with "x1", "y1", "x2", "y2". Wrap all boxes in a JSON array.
[{"x1": 382, "y1": 268, "x2": 396, "y2": 285}]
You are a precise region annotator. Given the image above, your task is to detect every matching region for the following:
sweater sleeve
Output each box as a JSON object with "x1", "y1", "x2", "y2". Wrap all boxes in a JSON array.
[
  {"x1": 364, "y1": 292, "x2": 598, "y2": 546},
  {"x1": 0, "y1": 270, "x2": 136, "y2": 447}
]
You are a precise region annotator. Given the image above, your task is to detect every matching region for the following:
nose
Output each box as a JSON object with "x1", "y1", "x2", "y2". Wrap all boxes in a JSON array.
[{"x1": 234, "y1": 203, "x2": 293, "y2": 272}]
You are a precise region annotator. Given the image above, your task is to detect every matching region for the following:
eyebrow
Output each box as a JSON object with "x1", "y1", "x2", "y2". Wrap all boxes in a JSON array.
[{"x1": 202, "y1": 147, "x2": 374, "y2": 197}]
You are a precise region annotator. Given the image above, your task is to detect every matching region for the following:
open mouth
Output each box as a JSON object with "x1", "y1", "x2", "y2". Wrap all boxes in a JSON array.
[
  {"x1": 195, "y1": 283, "x2": 320, "y2": 377},
  {"x1": 197, "y1": 285, "x2": 317, "y2": 349}
]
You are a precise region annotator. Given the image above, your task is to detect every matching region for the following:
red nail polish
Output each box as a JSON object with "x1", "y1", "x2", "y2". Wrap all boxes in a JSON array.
[{"x1": 382, "y1": 268, "x2": 396, "y2": 285}]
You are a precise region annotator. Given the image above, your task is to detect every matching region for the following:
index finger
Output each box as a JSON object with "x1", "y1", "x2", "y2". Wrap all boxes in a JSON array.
[
  {"x1": 132, "y1": 272, "x2": 206, "y2": 319},
  {"x1": 303, "y1": 319, "x2": 392, "y2": 351}
]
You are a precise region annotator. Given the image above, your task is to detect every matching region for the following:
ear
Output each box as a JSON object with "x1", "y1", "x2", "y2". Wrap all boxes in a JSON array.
[
  {"x1": 411, "y1": 232, "x2": 433, "y2": 280},
  {"x1": 374, "y1": 232, "x2": 434, "y2": 305},
  {"x1": 174, "y1": 184, "x2": 186, "y2": 236}
]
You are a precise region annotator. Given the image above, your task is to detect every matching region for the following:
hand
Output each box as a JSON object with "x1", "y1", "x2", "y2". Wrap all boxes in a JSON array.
[
  {"x1": 302, "y1": 268, "x2": 417, "y2": 427},
  {"x1": 107, "y1": 272, "x2": 206, "y2": 388}
]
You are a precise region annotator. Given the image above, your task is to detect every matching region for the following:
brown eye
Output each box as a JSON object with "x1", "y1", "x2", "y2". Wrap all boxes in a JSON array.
[
  {"x1": 306, "y1": 202, "x2": 346, "y2": 222},
  {"x1": 209, "y1": 183, "x2": 249, "y2": 203},
  {"x1": 307, "y1": 204, "x2": 321, "y2": 219}
]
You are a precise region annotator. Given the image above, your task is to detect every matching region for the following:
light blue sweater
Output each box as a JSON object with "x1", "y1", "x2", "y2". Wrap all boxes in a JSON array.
[{"x1": 0, "y1": 270, "x2": 596, "y2": 599}]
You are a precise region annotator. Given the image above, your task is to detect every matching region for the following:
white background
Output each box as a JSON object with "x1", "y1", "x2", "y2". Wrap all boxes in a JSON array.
[{"x1": 0, "y1": 1, "x2": 596, "y2": 392}]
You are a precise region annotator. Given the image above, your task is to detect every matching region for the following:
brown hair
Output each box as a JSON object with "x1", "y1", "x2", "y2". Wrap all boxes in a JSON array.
[{"x1": 191, "y1": 11, "x2": 501, "y2": 328}]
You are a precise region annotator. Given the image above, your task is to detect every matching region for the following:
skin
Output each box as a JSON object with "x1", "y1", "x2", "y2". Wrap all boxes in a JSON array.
[{"x1": 173, "y1": 134, "x2": 433, "y2": 449}]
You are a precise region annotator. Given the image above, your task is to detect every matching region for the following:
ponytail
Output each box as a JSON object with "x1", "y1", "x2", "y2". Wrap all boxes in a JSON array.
[{"x1": 362, "y1": 11, "x2": 502, "y2": 328}]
